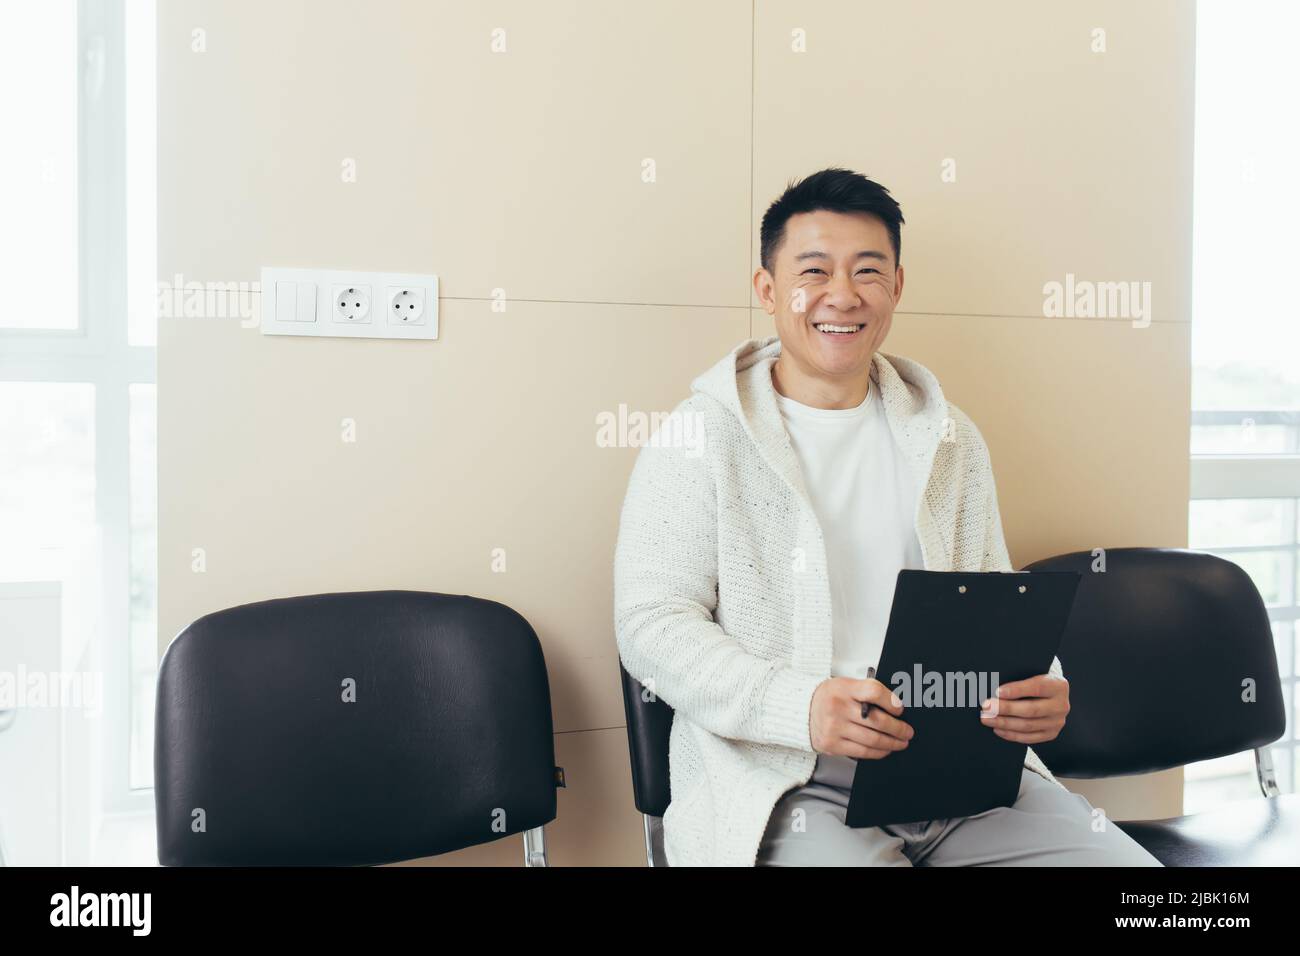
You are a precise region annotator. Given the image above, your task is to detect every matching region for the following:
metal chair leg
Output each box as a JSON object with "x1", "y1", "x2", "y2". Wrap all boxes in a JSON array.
[
  {"x1": 1255, "y1": 746, "x2": 1281, "y2": 798},
  {"x1": 522, "y1": 826, "x2": 548, "y2": 867},
  {"x1": 642, "y1": 814, "x2": 657, "y2": 867}
]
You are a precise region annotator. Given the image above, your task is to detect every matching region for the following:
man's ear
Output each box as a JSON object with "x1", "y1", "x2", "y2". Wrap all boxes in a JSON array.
[
  {"x1": 893, "y1": 265, "x2": 905, "y2": 306},
  {"x1": 753, "y1": 268, "x2": 776, "y2": 313}
]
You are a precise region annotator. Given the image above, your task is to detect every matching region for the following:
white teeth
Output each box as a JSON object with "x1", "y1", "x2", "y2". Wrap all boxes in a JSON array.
[{"x1": 815, "y1": 323, "x2": 863, "y2": 333}]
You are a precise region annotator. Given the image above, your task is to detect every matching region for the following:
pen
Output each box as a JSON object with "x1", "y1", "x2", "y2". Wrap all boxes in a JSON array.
[{"x1": 861, "y1": 665, "x2": 876, "y2": 719}]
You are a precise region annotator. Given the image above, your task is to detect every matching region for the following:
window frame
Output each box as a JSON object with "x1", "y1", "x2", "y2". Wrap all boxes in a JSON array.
[{"x1": 1188, "y1": 427, "x2": 1299, "y2": 801}]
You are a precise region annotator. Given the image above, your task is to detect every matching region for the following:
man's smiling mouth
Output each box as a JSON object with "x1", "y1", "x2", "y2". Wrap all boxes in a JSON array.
[{"x1": 813, "y1": 322, "x2": 866, "y2": 336}]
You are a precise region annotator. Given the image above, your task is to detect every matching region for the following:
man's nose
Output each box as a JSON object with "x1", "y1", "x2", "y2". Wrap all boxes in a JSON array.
[{"x1": 823, "y1": 271, "x2": 860, "y2": 310}]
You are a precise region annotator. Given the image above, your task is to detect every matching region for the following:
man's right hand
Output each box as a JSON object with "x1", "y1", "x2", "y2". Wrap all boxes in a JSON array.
[{"x1": 809, "y1": 677, "x2": 914, "y2": 758}]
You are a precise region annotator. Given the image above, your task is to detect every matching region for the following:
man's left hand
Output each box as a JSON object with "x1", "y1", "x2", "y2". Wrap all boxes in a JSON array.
[{"x1": 979, "y1": 674, "x2": 1069, "y2": 744}]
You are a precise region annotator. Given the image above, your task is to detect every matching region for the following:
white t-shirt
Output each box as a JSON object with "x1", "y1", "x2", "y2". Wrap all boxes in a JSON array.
[{"x1": 775, "y1": 377, "x2": 925, "y2": 788}]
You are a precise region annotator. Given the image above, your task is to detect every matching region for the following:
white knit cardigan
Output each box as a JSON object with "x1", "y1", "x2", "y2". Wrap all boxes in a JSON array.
[{"x1": 613, "y1": 336, "x2": 1067, "y2": 867}]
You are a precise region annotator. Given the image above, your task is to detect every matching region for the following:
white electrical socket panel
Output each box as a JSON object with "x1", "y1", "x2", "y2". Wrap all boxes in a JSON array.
[{"x1": 260, "y1": 267, "x2": 439, "y2": 340}]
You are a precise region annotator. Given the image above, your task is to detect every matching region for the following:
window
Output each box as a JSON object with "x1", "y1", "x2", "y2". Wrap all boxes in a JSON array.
[
  {"x1": 1186, "y1": 0, "x2": 1300, "y2": 812},
  {"x1": 0, "y1": 2, "x2": 79, "y2": 331},
  {"x1": 0, "y1": 0, "x2": 157, "y2": 862}
]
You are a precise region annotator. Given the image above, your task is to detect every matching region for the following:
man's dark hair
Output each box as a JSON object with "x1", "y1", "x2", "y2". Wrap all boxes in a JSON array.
[{"x1": 759, "y1": 167, "x2": 905, "y2": 273}]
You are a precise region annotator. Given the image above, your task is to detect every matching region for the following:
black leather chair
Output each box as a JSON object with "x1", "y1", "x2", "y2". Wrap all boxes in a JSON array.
[
  {"x1": 620, "y1": 547, "x2": 1297, "y2": 866},
  {"x1": 155, "y1": 590, "x2": 560, "y2": 866},
  {"x1": 1025, "y1": 547, "x2": 1295, "y2": 865},
  {"x1": 620, "y1": 664, "x2": 672, "y2": 865}
]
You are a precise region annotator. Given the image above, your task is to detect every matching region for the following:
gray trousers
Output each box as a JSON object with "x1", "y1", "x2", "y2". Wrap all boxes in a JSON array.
[{"x1": 756, "y1": 753, "x2": 1163, "y2": 866}]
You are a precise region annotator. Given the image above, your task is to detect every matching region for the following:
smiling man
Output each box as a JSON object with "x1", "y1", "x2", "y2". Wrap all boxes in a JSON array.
[{"x1": 613, "y1": 167, "x2": 1161, "y2": 867}]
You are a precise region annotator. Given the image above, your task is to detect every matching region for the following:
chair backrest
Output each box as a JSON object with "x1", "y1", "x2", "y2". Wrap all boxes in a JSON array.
[
  {"x1": 1025, "y1": 548, "x2": 1286, "y2": 777},
  {"x1": 155, "y1": 590, "x2": 557, "y2": 865},
  {"x1": 620, "y1": 665, "x2": 673, "y2": 817}
]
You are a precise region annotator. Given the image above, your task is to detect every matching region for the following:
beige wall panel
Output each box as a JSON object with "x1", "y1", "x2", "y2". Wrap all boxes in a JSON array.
[
  {"x1": 1065, "y1": 769, "x2": 1184, "y2": 822},
  {"x1": 886, "y1": 313, "x2": 1191, "y2": 561},
  {"x1": 157, "y1": 0, "x2": 753, "y2": 305},
  {"x1": 158, "y1": 300, "x2": 748, "y2": 739},
  {"x1": 751, "y1": 0, "x2": 1195, "y2": 322}
]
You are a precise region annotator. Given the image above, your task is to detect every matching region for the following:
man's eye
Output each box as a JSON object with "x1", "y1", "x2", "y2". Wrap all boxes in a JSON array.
[
  {"x1": 800, "y1": 268, "x2": 826, "y2": 275},
  {"x1": 857, "y1": 268, "x2": 880, "y2": 275}
]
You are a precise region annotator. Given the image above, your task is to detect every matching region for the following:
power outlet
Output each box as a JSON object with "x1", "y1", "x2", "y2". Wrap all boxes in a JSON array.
[
  {"x1": 387, "y1": 287, "x2": 426, "y2": 325},
  {"x1": 332, "y1": 285, "x2": 372, "y2": 323},
  {"x1": 262, "y1": 267, "x2": 438, "y2": 340}
]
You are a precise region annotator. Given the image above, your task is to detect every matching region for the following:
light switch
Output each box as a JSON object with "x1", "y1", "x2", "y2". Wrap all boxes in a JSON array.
[
  {"x1": 295, "y1": 282, "x2": 317, "y2": 322},
  {"x1": 275, "y1": 281, "x2": 297, "y2": 323}
]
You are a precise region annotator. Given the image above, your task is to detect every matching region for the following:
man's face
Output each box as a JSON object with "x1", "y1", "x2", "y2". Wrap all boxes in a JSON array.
[{"x1": 754, "y1": 209, "x2": 904, "y2": 379}]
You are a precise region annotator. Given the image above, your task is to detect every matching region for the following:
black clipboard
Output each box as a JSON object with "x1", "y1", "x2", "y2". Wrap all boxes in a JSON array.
[{"x1": 845, "y1": 569, "x2": 1080, "y2": 828}]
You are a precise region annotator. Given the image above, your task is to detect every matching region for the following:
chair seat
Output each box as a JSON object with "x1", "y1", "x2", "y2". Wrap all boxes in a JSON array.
[{"x1": 1116, "y1": 794, "x2": 1299, "y2": 866}]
